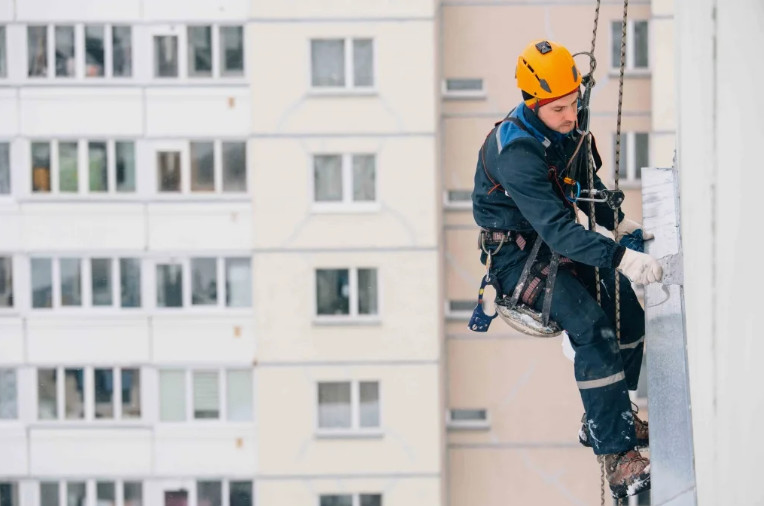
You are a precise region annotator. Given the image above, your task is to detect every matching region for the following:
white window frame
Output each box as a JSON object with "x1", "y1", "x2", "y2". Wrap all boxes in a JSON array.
[
  {"x1": 315, "y1": 380, "x2": 382, "y2": 438},
  {"x1": 152, "y1": 257, "x2": 252, "y2": 312},
  {"x1": 311, "y1": 153, "x2": 379, "y2": 213},
  {"x1": 308, "y1": 37, "x2": 377, "y2": 94},
  {"x1": 150, "y1": 24, "x2": 245, "y2": 81},
  {"x1": 38, "y1": 480, "x2": 145, "y2": 506},
  {"x1": 442, "y1": 189, "x2": 472, "y2": 210},
  {"x1": 610, "y1": 19, "x2": 649, "y2": 74},
  {"x1": 313, "y1": 267, "x2": 380, "y2": 324},
  {"x1": 35, "y1": 366, "x2": 143, "y2": 423},
  {"x1": 612, "y1": 131, "x2": 649, "y2": 187},
  {"x1": 153, "y1": 141, "x2": 249, "y2": 197},
  {"x1": 441, "y1": 78, "x2": 486, "y2": 100},
  {"x1": 158, "y1": 368, "x2": 253, "y2": 424},
  {"x1": 446, "y1": 408, "x2": 490, "y2": 431}
]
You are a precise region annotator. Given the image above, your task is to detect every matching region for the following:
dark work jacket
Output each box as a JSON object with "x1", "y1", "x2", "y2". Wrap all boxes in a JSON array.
[{"x1": 472, "y1": 103, "x2": 625, "y2": 277}]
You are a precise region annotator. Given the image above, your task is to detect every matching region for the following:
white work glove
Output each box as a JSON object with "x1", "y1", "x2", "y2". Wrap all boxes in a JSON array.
[
  {"x1": 614, "y1": 218, "x2": 654, "y2": 243},
  {"x1": 616, "y1": 249, "x2": 663, "y2": 285}
]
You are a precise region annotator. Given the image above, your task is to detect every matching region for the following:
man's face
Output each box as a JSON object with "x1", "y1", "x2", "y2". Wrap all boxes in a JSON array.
[{"x1": 537, "y1": 92, "x2": 579, "y2": 134}]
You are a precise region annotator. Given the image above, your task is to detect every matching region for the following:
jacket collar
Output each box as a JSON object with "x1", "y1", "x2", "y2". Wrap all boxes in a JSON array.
[{"x1": 515, "y1": 102, "x2": 566, "y2": 146}]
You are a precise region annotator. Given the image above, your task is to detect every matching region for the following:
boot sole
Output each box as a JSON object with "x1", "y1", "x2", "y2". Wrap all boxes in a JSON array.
[{"x1": 610, "y1": 468, "x2": 651, "y2": 499}]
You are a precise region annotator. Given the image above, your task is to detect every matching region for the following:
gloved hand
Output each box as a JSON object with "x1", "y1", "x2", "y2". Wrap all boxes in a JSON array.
[
  {"x1": 616, "y1": 249, "x2": 663, "y2": 285},
  {"x1": 615, "y1": 218, "x2": 654, "y2": 243}
]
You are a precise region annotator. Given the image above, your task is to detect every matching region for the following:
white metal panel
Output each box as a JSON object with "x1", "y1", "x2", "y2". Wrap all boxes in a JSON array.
[
  {"x1": 0, "y1": 318, "x2": 24, "y2": 363},
  {"x1": 0, "y1": 426, "x2": 27, "y2": 475},
  {"x1": 142, "y1": 0, "x2": 248, "y2": 22},
  {"x1": 147, "y1": 203, "x2": 252, "y2": 251},
  {"x1": 144, "y1": 89, "x2": 250, "y2": 137},
  {"x1": 0, "y1": 90, "x2": 19, "y2": 136},
  {"x1": 154, "y1": 426, "x2": 255, "y2": 474},
  {"x1": 252, "y1": 0, "x2": 435, "y2": 19},
  {"x1": 152, "y1": 317, "x2": 255, "y2": 365},
  {"x1": 15, "y1": 0, "x2": 142, "y2": 21}
]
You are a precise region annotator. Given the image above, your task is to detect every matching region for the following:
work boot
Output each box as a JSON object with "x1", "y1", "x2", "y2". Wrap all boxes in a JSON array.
[
  {"x1": 579, "y1": 405, "x2": 649, "y2": 449},
  {"x1": 598, "y1": 450, "x2": 651, "y2": 498}
]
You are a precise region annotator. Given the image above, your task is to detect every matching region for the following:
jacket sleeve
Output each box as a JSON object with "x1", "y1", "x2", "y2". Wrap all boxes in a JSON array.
[{"x1": 495, "y1": 138, "x2": 622, "y2": 268}]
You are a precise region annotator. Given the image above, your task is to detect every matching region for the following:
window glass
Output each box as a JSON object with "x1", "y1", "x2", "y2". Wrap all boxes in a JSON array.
[
  {"x1": 60, "y1": 258, "x2": 82, "y2": 306},
  {"x1": 357, "y1": 268, "x2": 378, "y2": 315},
  {"x1": 89, "y1": 141, "x2": 108, "y2": 192},
  {"x1": 316, "y1": 269, "x2": 349, "y2": 315},
  {"x1": 0, "y1": 142, "x2": 9, "y2": 194},
  {"x1": 37, "y1": 369, "x2": 57, "y2": 419},
  {"x1": 94, "y1": 368, "x2": 114, "y2": 419},
  {"x1": 91, "y1": 258, "x2": 113, "y2": 306},
  {"x1": 191, "y1": 257, "x2": 217, "y2": 305},
  {"x1": 31, "y1": 258, "x2": 53, "y2": 308},
  {"x1": 120, "y1": 258, "x2": 141, "y2": 308},
  {"x1": 85, "y1": 25, "x2": 105, "y2": 77},
  {"x1": 28, "y1": 26, "x2": 48, "y2": 77},
  {"x1": 112, "y1": 26, "x2": 132, "y2": 77},
  {"x1": 320, "y1": 496, "x2": 352, "y2": 506},
  {"x1": 59, "y1": 142, "x2": 78, "y2": 193},
  {"x1": 124, "y1": 482, "x2": 142, "y2": 506},
  {"x1": 228, "y1": 482, "x2": 251, "y2": 506},
  {"x1": 226, "y1": 370, "x2": 252, "y2": 421},
  {"x1": 40, "y1": 483, "x2": 59, "y2": 506},
  {"x1": 154, "y1": 36, "x2": 178, "y2": 77},
  {"x1": 67, "y1": 482, "x2": 86, "y2": 506},
  {"x1": 193, "y1": 371, "x2": 219, "y2": 419},
  {"x1": 352, "y1": 39, "x2": 373, "y2": 87},
  {"x1": 634, "y1": 21, "x2": 649, "y2": 68},
  {"x1": 156, "y1": 264, "x2": 183, "y2": 308},
  {"x1": 611, "y1": 21, "x2": 622, "y2": 69},
  {"x1": 0, "y1": 482, "x2": 19, "y2": 506},
  {"x1": 0, "y1": 27, "x2": 6, "y2": 78},
  {"x1": 313, "y1": 155, "x2": 342, "y2": 202},
  {"x1": 352, "y1": 154, "x2": 375, "y2": 201},
  {"x1": 222, "y1": 142, "x2": 247, "y2": 192},
  {"x1": 635, "y1": 133, "x2": 649, "y2": 180},
  {"x1": 190, "y1": 142, "x2": 215, "y2": 192},
  {"x1": 64, "y1": 368, "x2": 84, "y2": 419},
  {"x1": 0, "y1": 256, "x2": 12, "y2": 308},
  {"x1": 0, "y1": 369, "x2": 17, "y2": 419},
  {"x1": 311, "y1": 39, "x2": 344, "y2": 87},
  {"x1": 451, "y1": 409, "x2": 487, "y2": 421},
  {"x1": 164, "y1": 491, "x2": 187, "y2": 506},
  {"x1": 31, "y1": 142, "x2": 51, "y2": 193},
  {"x1": 360, "y1": 495, "x2": 382, "y2": 506},
  {"x1": 359, "y1": 381, "x2": 379, "y2": 428},
  {"x1": 159, "y1": 370, "x2": 185, "y2": 421},
  {"x1": 116, "y1": 142, "x2": 136, "y2": 192},
  {"x1": 445, "y1": 78, "x2": 483, "y2": 92},
  {"x1": 225, "y1": 258, "x2": 251, "y2": 307},
  {"x1": 55, "y1": 26, "x2": 75, "y2": 77},
  {"x1": 97, "y1": 482, "x2": 116, "y2": 506},
  {"x1": 188, "y1": 26, "x2": 212, "y2": 77},
  {"x1": 318, "y1": 381, "x2": 351, "y2": 428},
  {"x1": 196, "y1": 482, "x2": 221, "y2": 506},
  {"x1": 220, "y1": 26, "x2": 244, "y2": 76},
  {"x1": 447, "y1": 190, "x2": 472, "y2": 202},
  {"x1": 157, "y1": 151, "x2": 181, "y2": 192},
  {"x1": 122, "y1": 368, "x2": 141, "y2": 419}
]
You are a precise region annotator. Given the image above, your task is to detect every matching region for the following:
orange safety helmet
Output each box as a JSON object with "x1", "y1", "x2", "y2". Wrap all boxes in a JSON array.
[{"x1": 515, "y1": 40, "x2": 582, "y2": 109}]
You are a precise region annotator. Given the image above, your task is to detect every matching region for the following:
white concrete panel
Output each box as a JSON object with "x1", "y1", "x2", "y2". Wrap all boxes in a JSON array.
[
  {"x1": 152, "y1": 316, "x2": 255, "y2": 365},
  {"x1": 143, "y1": 0, "x2": 248, "y2": 21},
  {"x1": 257, "y1": 478, "x2": 441, "y2": 506},
  {"x1": 147, "y1": 203, "x2": 252, "y2": 251},
  {"x1": 254, "y1": 251, "x2": 440, "y2": 363},
  {"x1": 21, "y1": 204, "x2": 145, "y2": 251},
  {"x1": 29, "y1": 428, "x2": 152, "y2": 475},
  {"x1": 16, "y1": 0, "x2": 141, "y2": 21},
  {"x1": 154, "y1": 426, "x2": 255, "y2": 474},
  {"x1": 251, "y1": 23, "x2": 437, "y2": 134},
  {"x1": 256, "y1": 365, "x2": 441, "y2": 475},
  {"x1": 0, "y1": 0, "x2": 13, "y2": 20},
  {"x1": 26, "y1": 317, "x2": 150, "y2": 364},
  {"x1": 0, "y1": 210, "x2": 22, "y2": 250},
  {"x1": 145, "y1": 89, "x2": 250, "y2": 137},
  {"x1": 651, "y1": 18, "x2": 676, "y2": 132},
  {"x1": 251, "y1": 137, "x2": 437, "y2": 250},
  {"x1": 0, "y1": 426, "x2": 27, "y2": 475},
  {"x1": 0, "y1": 90, "x2": 19, "y2": 136},
  {"x1": 20, "y1": 89, "x2": 143, "y2": 137},
  {"x1": 252, "y1": 0, "x2": 435, "y2": 19},
  {"x1": 0, "y1": 318, "x2": 24, "y2": 364}
]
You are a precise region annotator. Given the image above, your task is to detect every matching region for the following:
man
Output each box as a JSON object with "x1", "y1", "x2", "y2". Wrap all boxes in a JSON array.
[{"x1": 471, "y1": 39, "x2": 663, "y2": 499}]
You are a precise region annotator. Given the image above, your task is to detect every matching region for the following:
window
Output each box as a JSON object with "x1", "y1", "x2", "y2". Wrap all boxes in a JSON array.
[
  {"x1": 157, "y1": 151, "x2": 181, "y2": 192},
  {"x1": 40, "y1": 482, "x2": 141, "y2": 506},
  {"x1": 31, "y1": 258, "x2": 53, "y2": 308},
  {"x1": 320, "y1": 494, "x2": 382, "y2": 506},
  {"x1": 0, "y1": 256, "x2": 12, "y2": 308},
  {"x1": 97, "y1": 483, "x2": 115, "y2": 506},
  {"x1": 84, "y1": 25, "x2": 105, "y2": 77},
  {"x1": 0, "y1": 369, "x2": 17, "y2": 419},
  {"x1": 31, "y1": 142, "x2": 51, "y2": 193},
  {"x1": 157, "y1": 141, "x2": 247, "y2": 194},
  {"x1": 37, "y1": 367, "x2": 142, "y2": 420},
  {"x1": 154, "y1": 35, "x2": 178, "y2": 77},
  {"x1": 28, "y1": 26, "x2": 48, "y2": 77},
  {"x1": 124, "y1": 482, "x2": 143, "y2": 506},
  {"x1": 447, "y1": 300, "x2": 477, "y2": 319},
  {"x1": 188, "y1": 27, "x2": 212, "y2": 77},
  {"x1": 120, "y1": 258, "x2": 142, "y2": 308},
  {"x1": 158, "y1": 257, "x2": 251, "y2": 309},
  {"x1": 0, "y1": 482, "x2": 19, "y2": 506},
  {"x1": 613, "y1": 132, "x2": 649, "y2": 183},
  {"x1": 442, "y1": 78, "x2": 485, "y2": 99},
  {"x1": 55, "y1": 25, "x2": 75, "y2": 77},
  {"x1": 0, "y1": 142, "x2": 9, "y2": 194},
  {"x1": 60, "y1": 258, "x2": 82, "y2": 307},
  {"x1": 160, "y1": 369, "x2": 252, "y2": 422},
  {"x1": 190, "y1": 142, "x2": 215, "y2": 191},
  {"x1": 447, "y1": 409, "x2": 489, "y2": 430},
  {"x1": 611, "y1": 20, "x2": 649, "y2": 71},
  {"x1": 0, "y1": 26, "x2": 6, "y2": 78},
  {"x1": 67, "y1": 483, "x2": 86, "y2": 506},
  {"x1": 444, "y1": 189, "x2": 472, "y2": 209},
  {"x1": 197, "y1": 482, "x2": 221, "y2": 506},
  {"x1": 220, "y1": 26, "x2": 244, "y2": 76},
  {"x1": 164, "y1": 490, "x2": 187, "y2": 506},
  {"x1": 225, "y1": 258, "x2": 251, "y2": 307},
  {"x1": 112, "y1": 26, "x2": 132, "y2": 77},
  {"x1": 156, "y1": 263, "x2": 183, "y2": 307},
  {"x1": 311, "y1": 38, "x2": 374, "y2": 89},
  {"x1": 191, "y1": 258, "x2": 217, "y2": 305},
  {"x1": 228, "y1": 482, "x2": 252, "y2": 506},
  {"x1": 88, "y1": 141, "x2": 108, "y2": 192},
  {"x1": 59, "y1": 141, "x2": 78, "y2": 192},
  {"x1": 313, "y1": 154, "x2": 376, "y2": 206},
  {"x1": 40, "y1": 483, "x2": 59, "y2": 506},
  {"x1": 316, "y1": 268, "x2": 378, "y2": 318},
  {"x1": 222, "y1": 142, "x2": 247, "y2": 192},
  {"x1": 317, "y1": 380, "x2": 380, "y2": 432}
]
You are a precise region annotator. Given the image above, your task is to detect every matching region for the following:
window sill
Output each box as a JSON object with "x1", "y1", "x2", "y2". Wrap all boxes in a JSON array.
[
  {"x1": 307, "y1": 88, "x2": 379, "y2": 98},
  {"x1": 315, "y1": 429, "x2": 384, "y2": 440},
  {"x1": 19, "y1": 195, "x2": 253, "y2": 204},
  {"x1": 442, "y1": 92, "x2": 487, "y2": 101},
  {"x1": 28, "y1": 421, "x2": 151, "y2": 429},
  {"x1": 443, "y1": 201, "x2": 472, "y2": 211},
  {"x1": 607, "y1": 69, "x2": 651, "y2": 78},
  {"x1": 446, "y1": 421, "x2": 491, "y2": 431},
  {"x1": 311, "y1": 202, "x2": 381, "y2": 214},
  {"x1": 313, "y1": 316, "x2": 382, "y2": 327},
  {"x1": 445, "y1": 311, "x2": 473, "y2": 321}
]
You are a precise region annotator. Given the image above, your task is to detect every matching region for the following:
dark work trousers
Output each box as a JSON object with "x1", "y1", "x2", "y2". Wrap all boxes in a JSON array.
[{"x1": 492, "y1": 258, "x2": 645, "y2": 455}]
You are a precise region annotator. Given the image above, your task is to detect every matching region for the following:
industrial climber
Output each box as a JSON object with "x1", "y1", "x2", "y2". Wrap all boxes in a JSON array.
[{"x1": 470, "y1": 39, "x2": 662, "y2": 499}]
